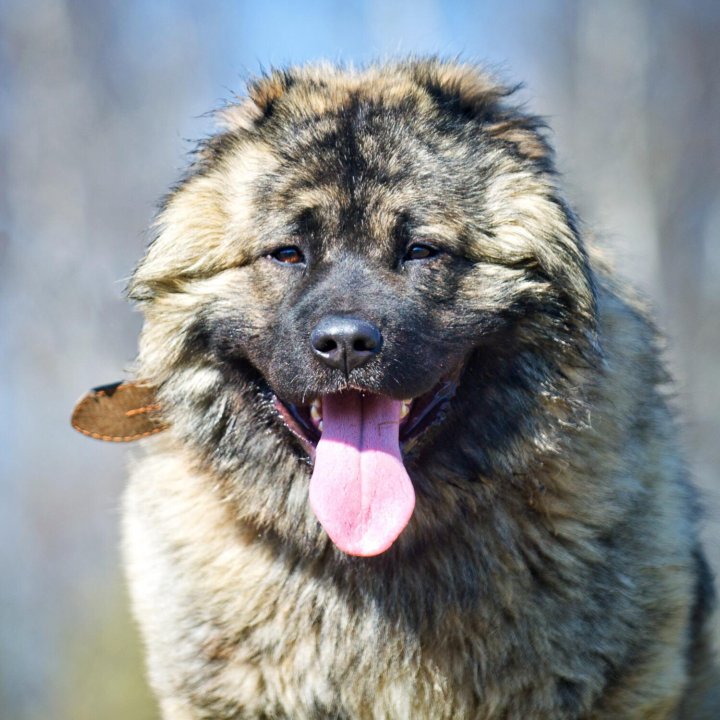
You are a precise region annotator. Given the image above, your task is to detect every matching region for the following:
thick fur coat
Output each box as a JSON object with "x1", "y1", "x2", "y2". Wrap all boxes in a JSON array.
[{"x1": 122, "y1": 59, "x2": 718, "y2": 718}]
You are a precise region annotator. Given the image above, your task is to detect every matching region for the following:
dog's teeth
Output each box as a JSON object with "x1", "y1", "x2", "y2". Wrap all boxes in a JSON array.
[
  {"x1": 318, "y1": 419, "x2": 323, "y2": 432},
  {"x1": 310, "y1": 399, "x2": 322, "y2": 428},
  {"x1": 400, "y1": 400, "x2": 412, "y2": 420}
]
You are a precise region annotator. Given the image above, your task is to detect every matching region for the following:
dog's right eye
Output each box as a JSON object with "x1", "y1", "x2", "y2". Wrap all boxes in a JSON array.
[
  {"x1": 403, "y1": 242, "x2": 439, "y2": 262},
  {"x1": 269, "y1": 246, "x2": 305, "y2": 265}
]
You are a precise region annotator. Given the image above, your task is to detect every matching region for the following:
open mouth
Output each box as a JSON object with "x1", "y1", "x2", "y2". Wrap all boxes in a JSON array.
[
  {"x1": 271, "y1": 377, "x2": 458, "y2": 558},
  {"x1": 273, "y1": 376, "x2": 458, "y2": 459}
]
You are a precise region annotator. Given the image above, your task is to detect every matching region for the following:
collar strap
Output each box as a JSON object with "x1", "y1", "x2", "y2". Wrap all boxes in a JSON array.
[{"x1": 71, "y1": 380, "x2": 168, "y2": 442}]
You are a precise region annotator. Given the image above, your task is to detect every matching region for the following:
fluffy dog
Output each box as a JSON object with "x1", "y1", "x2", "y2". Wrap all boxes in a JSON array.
[{"x1": 116, "y1": 59, "x2": 718, "y2": 718}]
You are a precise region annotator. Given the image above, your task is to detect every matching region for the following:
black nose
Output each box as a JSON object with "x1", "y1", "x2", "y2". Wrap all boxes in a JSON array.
[{"x1": 310, "y1": 316, "x2": 383, "y2": 373}]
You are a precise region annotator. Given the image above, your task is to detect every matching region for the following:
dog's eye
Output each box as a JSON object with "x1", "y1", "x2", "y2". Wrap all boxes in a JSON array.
[
  {"x1": 269, "y1": 246, "x2": 305, "y2": 265},
  {"x1": 404, "y1": 243, "x2": 438, "y2": 262}
]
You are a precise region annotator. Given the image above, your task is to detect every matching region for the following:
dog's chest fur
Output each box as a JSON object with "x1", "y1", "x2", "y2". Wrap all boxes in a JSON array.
[{"x1": 123, "y1": 427, "x2": 694, "y2": 720}]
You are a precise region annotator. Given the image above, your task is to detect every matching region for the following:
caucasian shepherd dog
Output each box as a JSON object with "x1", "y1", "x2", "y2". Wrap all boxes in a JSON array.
[{"x1": 77, "y1": 59, "x2": 719, "y2": 718}]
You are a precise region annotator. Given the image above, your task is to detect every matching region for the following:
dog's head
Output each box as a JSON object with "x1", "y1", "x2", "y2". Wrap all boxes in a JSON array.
[{"x1": 129, "y1": 60, "x2": 597, "y2": 557}]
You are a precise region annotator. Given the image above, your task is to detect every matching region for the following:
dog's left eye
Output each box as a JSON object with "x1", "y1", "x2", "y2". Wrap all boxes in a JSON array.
[
  {"x1": 404, "y1": 243, "x2": 439, "y2": 262},
  {"x1": 269, "y1": 246, "x2": 305, "y2": 265}
]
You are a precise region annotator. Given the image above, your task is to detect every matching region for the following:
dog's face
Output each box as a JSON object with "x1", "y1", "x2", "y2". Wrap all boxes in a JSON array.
[{"x1": 130, "y1": 61, "x2": 597, "y2": 557}]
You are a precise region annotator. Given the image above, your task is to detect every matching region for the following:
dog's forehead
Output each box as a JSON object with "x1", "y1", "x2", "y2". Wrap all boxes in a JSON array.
[
  {"x1": 130, "y1": 63, "x2": 584, "y2": 304},
  {"x1": 223, "y1": 98, "x2": 469, "y2": 259}
]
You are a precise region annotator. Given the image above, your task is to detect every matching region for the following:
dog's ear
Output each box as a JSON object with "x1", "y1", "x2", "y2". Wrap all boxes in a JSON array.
[
  {"x1": 127, "y1": 72, "x2": 301, "y2": 304},
  {"x1": 217, "y1": 69, "x2": 297, "y2": 131},
  {"x1": 126, "y1": 169, "x2": 231, "y2": 303},
  {"x1": 408, "y1": 59, "x2": 552, "y2": 162}
]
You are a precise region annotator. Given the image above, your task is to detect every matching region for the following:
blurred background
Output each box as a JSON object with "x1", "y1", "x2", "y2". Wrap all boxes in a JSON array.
[{"x1": 1, "y1": 1, "x2": 718, "y2": 717}]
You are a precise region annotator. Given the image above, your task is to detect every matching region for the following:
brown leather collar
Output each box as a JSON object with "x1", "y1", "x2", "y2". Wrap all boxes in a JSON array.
[{"x1": 71, "y1": 380, "x2": 168, "y2": 442}]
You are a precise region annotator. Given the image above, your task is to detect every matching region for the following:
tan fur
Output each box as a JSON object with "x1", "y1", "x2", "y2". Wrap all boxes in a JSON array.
[{"x1": 123, "y1": 59, "x2": 718, "y2": 718}]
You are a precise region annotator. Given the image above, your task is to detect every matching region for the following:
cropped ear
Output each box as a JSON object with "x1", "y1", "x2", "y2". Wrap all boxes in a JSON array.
[
  {"x1": 217, "y1": 69, "x2": 296, "y2": 131},
  {"x1": 408, "y1": 59, "x2": 553, "y2": 163},
  {"x1": 126, "y1": 172, "x2": 231, "y2": 302},
  {"x1": 483, "y1": 116, "x2": 552, "y2": 163},
  {"x1": 408, "y1": 58, "x2": 509, "y2": 118}
]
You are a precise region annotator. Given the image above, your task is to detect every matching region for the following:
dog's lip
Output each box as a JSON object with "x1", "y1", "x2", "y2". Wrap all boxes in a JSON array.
[
  {"x1": 398, "y1": 376, "x2": 458, "y2": 445},
  {"x1": 273, "y1": 398, "x2": 321, "y2": 459},
  {"x1": 272, "y1": 375, "x2": 459, "y2": 460}
]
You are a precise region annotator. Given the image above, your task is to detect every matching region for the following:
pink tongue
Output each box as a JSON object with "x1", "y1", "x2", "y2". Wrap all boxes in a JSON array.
[{"x1": 309, "y1": 392, "x2": 415, "y2": 557}]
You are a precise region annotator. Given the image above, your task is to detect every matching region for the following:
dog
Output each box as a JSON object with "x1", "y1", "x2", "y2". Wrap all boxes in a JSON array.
[{"x1": 82, "y1": 59, "x2": 718, "y2": 718}]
